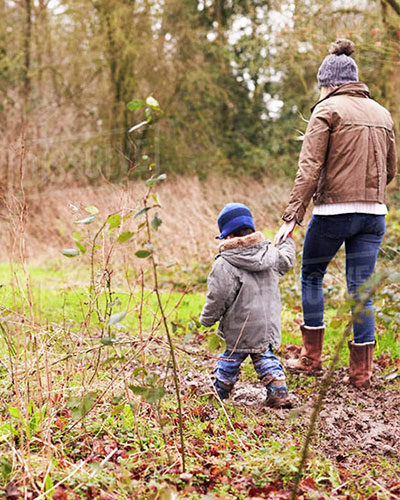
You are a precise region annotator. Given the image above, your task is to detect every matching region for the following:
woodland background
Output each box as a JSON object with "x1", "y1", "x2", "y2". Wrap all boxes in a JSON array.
[{"x1": 1, "y1": 0, "x2": 400, "y2": 185}]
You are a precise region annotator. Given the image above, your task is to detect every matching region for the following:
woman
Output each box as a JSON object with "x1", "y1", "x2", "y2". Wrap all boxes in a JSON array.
[{"x1": 274, "y1": 39, "x2": 398, "y2": 388}]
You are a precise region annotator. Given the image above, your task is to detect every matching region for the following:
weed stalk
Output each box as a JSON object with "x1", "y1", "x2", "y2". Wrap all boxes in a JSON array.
[{"x1": 143, "y1": 191, "x2": 187, "y2": 472}]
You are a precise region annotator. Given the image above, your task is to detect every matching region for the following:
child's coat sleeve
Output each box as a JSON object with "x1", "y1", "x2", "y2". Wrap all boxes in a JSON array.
[
  {"x1": 276, "y1": 237, "x2": 296, "y2": 276},
  {"x1": 199, "y1": 259, "x2": 239, "y2": 327}
]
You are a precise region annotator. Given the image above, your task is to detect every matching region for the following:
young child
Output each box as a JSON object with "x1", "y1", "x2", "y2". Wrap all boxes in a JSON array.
[{"x1": 200, "y1": 203, "x2": 296, "y2": 408}]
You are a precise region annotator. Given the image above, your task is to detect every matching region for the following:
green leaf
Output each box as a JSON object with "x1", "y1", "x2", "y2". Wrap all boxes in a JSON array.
[
  {"x1": 69, "y1": 392, "x2": 97, "y2": 420},
  {"x1": 127, "y1": 98, "x2": 146, "y2": 111},
  {"x1": 108, "y1": 310, "x2": 127, "y2": 325},
  {"x1": 134, "y1": 207, "x2": 150, "y2": 218},
  {"x1": 135, "y1": 250, "x2": 151, "y2": 259},
  {"x1": 129, "y1": 385, "x2": 148, "y2": 397},
  {"x1": 44, "y1": 473, "x2": 54, "y2": 499},
  {"x1": 111, "y1": 394, "x2": 124, "y2": 405},
  {"x1": 66, "y1": 397, "x2": 80, "y2": 409},
  {"x1": 152, "y1": 193, "x2": 161, "y2": 205},
  {"x1": 85, "y1": 205, "x2": 99, "y2": 215},
  {"x1": 146, "y1": 96, "x2": 160, "y2": 109},
  {"x1": 128, "y1": 120, "x2": 148, "y2": 133},
  {"x1": 8, "y1": 406, "x2": 20, "y2": 419},
  {"x1": 101, "y1": 337, "x2": 114, "y2": 345},
  {"x1": 151, "y1": 213, "x2": 162, "y2": 231},
  {"x1": 128, "y1": 385, "x2": 165, "y2": 403},
  {"x1": 0, "y1": 458, "x2": 12, "y2": 481},
  {"x1": 144, "y1": 386, "x2": 165, "y2": 403},
  {"x1": 74, "y1": 214, "x2": 95, "y2": 225},
  {"x1": 146, "y1": 173, "x2": 167, "y2": 188},
  {"x1": 107, "y1": 214, "x2": 121, "y2": 229},
  {"x1": 117, "y1": 231, "x2": 134, "y2": 243},
  {"x1": 80, "y1": 392, "x2": 97, "y2": 417},
  {"x1": 28, "y1": 411, "x2": 42, "y2": 439},
  {"x1": 208, "y1": 333, "x2": 222, "y2": 352},
  {"x1": 75, "y1": 241, "x2": 86, "y2": 254},
  {"x1": 128, "y1": 401, "x2": 137, "y2": 412},
  {"x1": 72, "y1": 231, "x2": 81, "y2": 241},
  {"x1": 60, "y1": 248, "x2": 80, "y2": 258},
  {"x1": 146, "y1": 373, "x2": 159, "y2": 385},
  {"x1": 330, "y1": 319, "x2": 343, "y2": 329},
  {"x1": 133, "y1": 367, "x2": 147, "y2": 377},
  {"x1": 71, "y1": 407, "x2": 82, "y2": 421},
  {"x1": 156, "y1": 173, "x2": 167, "y2": 183}
]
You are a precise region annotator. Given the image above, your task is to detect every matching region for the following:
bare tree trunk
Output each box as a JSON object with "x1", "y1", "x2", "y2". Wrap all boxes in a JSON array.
[
  {"x1": 380, "y1": 0, "x2": 400, "y2": 133},
  {"x1": 23, "y1": 0, "x2": 32, "y2": 102}
]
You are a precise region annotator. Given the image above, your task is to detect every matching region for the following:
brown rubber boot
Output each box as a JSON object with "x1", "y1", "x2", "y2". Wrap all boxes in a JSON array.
[
  {"x1": 348, "y1": 341, "x2": 374, "y2": 389},
  {"x1": 287, "y1": 325, "x2": 324, "y2": 374}
]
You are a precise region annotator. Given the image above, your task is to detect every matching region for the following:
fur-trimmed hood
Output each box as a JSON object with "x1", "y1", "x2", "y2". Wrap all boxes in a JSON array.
[
  {"x1": 218, "y1": 231, "x2": 264, "y2": 252},
  {"x1": 217, "y1": 231, "x2": 276, "y2": 273}
]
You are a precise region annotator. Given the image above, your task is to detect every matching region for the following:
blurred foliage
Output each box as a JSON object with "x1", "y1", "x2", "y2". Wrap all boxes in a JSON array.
[{"x1": 0, "y1": 0, "x2": 399, "y2": 183}]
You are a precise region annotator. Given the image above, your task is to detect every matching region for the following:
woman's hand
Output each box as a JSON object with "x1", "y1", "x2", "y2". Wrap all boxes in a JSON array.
[{"x1": 273, "y1": 219, "x2": 296, "y2": 247}]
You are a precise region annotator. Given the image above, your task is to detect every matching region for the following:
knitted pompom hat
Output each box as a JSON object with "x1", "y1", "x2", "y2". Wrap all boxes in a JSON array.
[
  {"x1": 317, "y1": 39, "x2": 358, "y2": 88},
  {"x1": 217, "y1": 203, "x2": 255, "y2": 239}
]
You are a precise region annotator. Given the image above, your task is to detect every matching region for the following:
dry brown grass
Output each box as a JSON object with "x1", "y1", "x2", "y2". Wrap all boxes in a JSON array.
[{"x1": 0, "y1": 175, "x2": 291, "y2": 266}]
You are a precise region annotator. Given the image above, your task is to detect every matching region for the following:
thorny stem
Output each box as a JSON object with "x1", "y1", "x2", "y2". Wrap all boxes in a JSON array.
[
  {"x1": 290, "y1": 274, "x2": 392, "y2": 500},
  {"x1": 155, "y1": 403, "x2": 172, "y2": 465},
  {"x1": 138, "y1": 270, "x2": 146, "y2": 384},
  {"x1": 90, "y1": 219, "x2": 109, "y2": 300},
  {"x1": 143, "y1": 191, "x2": 187, "y2": 472}
]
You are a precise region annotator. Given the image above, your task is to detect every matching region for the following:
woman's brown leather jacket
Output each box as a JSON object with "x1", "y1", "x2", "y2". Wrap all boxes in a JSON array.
[{"x1": 282, "y1": 82, "x2": 398, "y2": 224}]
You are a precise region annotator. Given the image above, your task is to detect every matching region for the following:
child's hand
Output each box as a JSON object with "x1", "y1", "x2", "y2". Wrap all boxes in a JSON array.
[{"x1": 273, "y1": 220, "x2": 296, "y2": 247}]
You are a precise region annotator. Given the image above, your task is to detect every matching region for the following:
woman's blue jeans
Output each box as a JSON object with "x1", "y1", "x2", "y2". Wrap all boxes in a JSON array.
[{"x1": 301, "y1": 214, "x2": 385, "y2": 343}]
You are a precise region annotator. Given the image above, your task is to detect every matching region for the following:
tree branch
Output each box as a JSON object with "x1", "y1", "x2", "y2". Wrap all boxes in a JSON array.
[{"x1": 383, "y1": 0, "x2": 400, "y2": 16}]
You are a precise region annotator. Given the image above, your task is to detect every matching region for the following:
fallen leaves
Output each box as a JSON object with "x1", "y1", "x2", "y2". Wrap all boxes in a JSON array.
[{"x1": 5, "y1": 483, "x2": 21, "y2": 500}]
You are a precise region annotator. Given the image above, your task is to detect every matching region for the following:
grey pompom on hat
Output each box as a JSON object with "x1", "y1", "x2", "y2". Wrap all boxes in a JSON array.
[{"x1": 317, "y1": 39, "x2": 358, "y2": 88}]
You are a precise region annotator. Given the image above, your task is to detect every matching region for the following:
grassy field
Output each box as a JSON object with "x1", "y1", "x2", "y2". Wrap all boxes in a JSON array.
[{"x1": 0, "y1": 188, "x2": 399, "y2": 499}]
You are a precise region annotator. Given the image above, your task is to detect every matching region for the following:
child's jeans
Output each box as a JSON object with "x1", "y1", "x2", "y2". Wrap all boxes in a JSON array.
[{"x1": 215, "y1": 346, "x2": 286, "y2": 390}]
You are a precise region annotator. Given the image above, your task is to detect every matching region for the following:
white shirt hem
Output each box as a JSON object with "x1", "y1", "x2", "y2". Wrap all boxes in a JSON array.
[{"x1": 313, "y1": 202, "x2": 388, "y2": 216}]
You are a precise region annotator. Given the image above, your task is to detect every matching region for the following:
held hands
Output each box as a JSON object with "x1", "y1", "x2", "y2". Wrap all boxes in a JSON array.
[{"x1": 273, "y1": 219, "x2": 296, "y2": 247}]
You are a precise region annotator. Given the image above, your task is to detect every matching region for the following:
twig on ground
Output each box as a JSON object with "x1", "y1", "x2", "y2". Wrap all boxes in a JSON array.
[{"x1": 34, "y1": 456, "x2": 92, "y2": 500}]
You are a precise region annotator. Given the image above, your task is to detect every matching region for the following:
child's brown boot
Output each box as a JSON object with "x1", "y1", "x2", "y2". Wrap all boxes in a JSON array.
[{"x1": 265, "y1": 379, "x2": 292, "y2": 409}]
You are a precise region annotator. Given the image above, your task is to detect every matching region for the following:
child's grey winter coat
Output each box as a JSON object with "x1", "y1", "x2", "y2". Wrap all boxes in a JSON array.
[{"x1": 200, "y1": 232, "x2": 296, "y2": 353}]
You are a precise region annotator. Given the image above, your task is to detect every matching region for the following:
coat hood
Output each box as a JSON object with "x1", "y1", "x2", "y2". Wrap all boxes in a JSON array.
[
  {"x1": 217, "y1": 232, "x2": 276, "y2": 272},
  {"x1": 311, "y1": 82, "x2": 370, "y2": 112}
]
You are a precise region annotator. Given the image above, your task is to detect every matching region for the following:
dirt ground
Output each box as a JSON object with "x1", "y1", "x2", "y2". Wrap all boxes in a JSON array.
[{"x1": 185, "y1": 344, "x2": 400, "y2": 475}]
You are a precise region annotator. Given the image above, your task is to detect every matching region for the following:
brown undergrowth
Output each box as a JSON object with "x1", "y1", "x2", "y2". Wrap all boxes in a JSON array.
[{"x1": 0, "y1": 175, "x2": 289, "y2": 266}]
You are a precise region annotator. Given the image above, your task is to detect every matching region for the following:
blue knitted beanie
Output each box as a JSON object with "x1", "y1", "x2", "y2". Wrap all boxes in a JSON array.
[
  {"x1": 317, "y1": 39, "x2": 358, "y2": 88},
  {"x1": 217, "y1": 203, "x2": 255, "y2": 239}
]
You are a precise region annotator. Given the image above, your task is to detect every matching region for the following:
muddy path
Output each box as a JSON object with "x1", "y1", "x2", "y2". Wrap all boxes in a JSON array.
[{"x1": 183, "y1": 345, "x2": 400, "y2": 475}]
